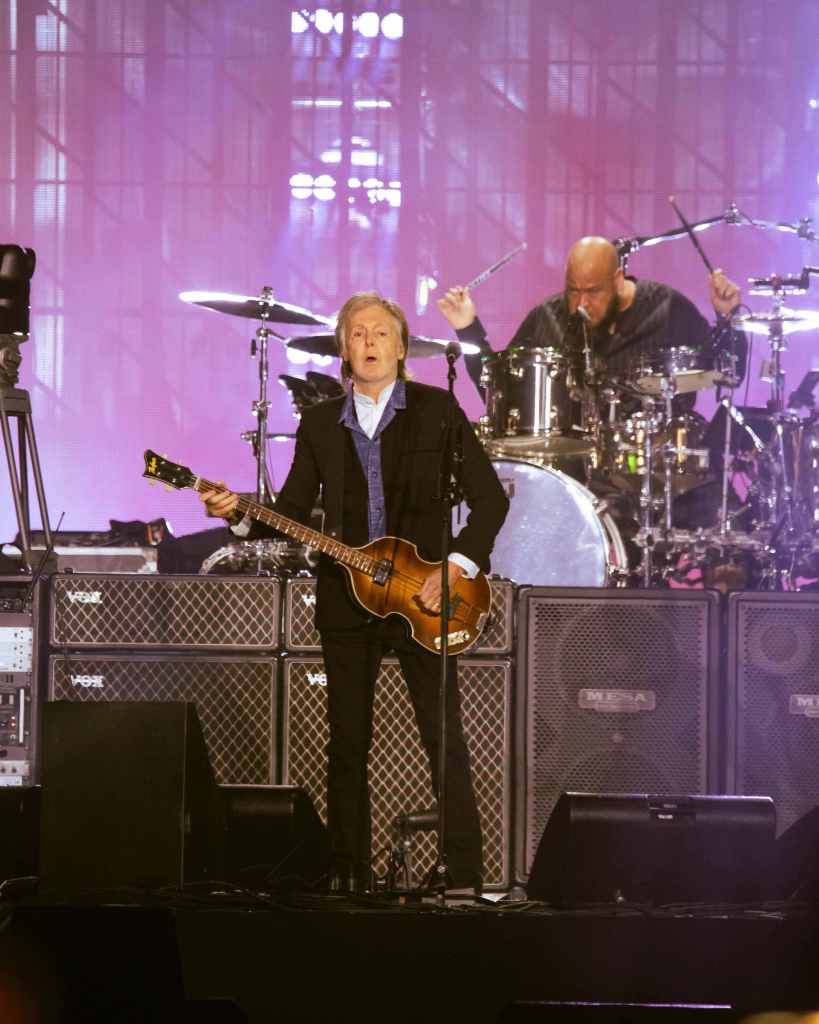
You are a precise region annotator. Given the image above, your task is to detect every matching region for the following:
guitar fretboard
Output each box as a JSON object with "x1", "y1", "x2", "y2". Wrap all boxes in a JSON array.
[{"x1": 194, "y1": 477, "x2": 379, "y2": 576}]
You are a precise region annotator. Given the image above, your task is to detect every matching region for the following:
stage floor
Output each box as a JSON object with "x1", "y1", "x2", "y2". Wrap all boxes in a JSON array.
[{"x1": 3, "y1": 892, "x2": 818, "y2": 1023}]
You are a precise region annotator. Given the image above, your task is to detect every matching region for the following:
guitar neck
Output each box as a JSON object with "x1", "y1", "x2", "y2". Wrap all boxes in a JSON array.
[{"x1": 193, "y1": 477, "x2": 377, "y2": 574}]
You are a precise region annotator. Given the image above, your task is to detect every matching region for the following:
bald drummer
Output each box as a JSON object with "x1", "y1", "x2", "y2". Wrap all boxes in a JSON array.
[{"x1": 437, "y1": 235, "x2": 746, "y2": 403}]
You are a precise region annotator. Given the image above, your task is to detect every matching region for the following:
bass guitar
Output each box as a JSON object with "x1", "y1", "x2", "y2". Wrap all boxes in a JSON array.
[{"x1": 143, "y1": 450, "x2": 490, "y2": 656}]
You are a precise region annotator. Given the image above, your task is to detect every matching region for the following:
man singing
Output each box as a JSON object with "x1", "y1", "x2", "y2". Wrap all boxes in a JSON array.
[{"x1": 201, "y1": 291, "x2": 508, "y2": 894}]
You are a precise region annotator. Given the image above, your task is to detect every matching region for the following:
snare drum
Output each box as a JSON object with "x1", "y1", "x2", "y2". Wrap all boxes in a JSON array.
[
  {"x1": 480, "y1": 347, "x2": 595, "y2": 458},
  {"x1": 457, "y1": 458, "x2": 626, "y2": 586}
]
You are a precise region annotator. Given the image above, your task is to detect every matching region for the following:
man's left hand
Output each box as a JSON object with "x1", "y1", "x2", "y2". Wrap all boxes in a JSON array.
[
  {"x1": 709, "y1": 268, "x2": 741, "y2": 318},
  {"x1": 417, "y1": 561, "x2": 465, "y2": 615}
]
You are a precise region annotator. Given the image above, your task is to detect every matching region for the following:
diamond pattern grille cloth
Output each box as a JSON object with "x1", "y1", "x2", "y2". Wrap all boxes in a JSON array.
[
  {"x1": 283, "y1": 657, "x2": 511, "y2": 888},
  {"x1": 49, "y1": 656, "x2": 276, "y2": 784},
  {"x1": 734, "y1": 601, "x2": 819, "y2": 836},
  {"x1": 285, "y1": 577, "x2": 514, "y2": 654},
  {"x1": 51, "y1": 575, "x2": 280, "y2": 649},
  {"x1": 524, "y1": 595, "x2": 710, "y2": 875}
]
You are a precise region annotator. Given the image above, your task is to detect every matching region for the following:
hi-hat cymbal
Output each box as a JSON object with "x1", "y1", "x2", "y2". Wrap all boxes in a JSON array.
[
  {"x1": 180, "y1": 290, "x2": 334, "y2": 327},
  {"x1": 732, "y1": 309, "x2": 819, "y2": 336},
  {"x1": 286, "y1": 332, "x2": 480, "y2": 358}
]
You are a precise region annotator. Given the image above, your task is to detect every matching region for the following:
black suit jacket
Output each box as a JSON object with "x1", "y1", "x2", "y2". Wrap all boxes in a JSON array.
[{"x1": 264, "y1": 380, "x2": 509, "y2": 632}]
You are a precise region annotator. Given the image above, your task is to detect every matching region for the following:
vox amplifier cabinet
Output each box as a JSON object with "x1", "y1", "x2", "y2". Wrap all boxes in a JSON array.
[
  {"x1": 0, "y1": 577, "x2": 46, "y2": 787},
  {"x1": 515, "y1": 587, "x2": 721, "y2": 883},
  {"x1": 49, "y1": 573, "x2": 280, "y2": 651},
  {"x1": 48, "y1": 653, "x2": 277, "y2": 785},
  {"x1": 281, "y1": 655, "x2": 513, "y2": 889},
  {"x1": 283, "y1": 576, "x2": 515, "y2": 655}
]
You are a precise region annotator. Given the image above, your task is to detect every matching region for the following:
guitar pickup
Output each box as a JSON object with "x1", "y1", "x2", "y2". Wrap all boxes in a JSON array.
[{"x1": 373, "y1": 559, "x2": 392, "y2": 586}]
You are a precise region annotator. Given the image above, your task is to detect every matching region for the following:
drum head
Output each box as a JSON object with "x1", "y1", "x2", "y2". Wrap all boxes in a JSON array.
[{"x1": 457, "y1": 459, "x2": 615, "y2": 587}]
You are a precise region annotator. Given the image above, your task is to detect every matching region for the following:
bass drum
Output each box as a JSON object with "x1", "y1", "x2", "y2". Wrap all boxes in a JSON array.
[{"x1": 459, "y1": 458, "x2": 627, "y2": 587}]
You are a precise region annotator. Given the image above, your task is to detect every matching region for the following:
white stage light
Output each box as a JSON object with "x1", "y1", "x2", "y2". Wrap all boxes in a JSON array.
[{"x1": 381, "y1": 13, "x2": 403, "y2": 39}]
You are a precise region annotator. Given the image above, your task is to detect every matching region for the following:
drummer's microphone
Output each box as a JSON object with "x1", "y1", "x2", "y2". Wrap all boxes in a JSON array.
[{"x1": 445, "y1": 341, "x2": 462, "y2": 362}]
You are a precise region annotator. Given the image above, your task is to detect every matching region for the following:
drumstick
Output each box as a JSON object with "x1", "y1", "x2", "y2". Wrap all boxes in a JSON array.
[
  {"x1": 465, "y1": 242, "x2": 527, "y2": 290},
  {"x1": 669, "y1": 196, "x2": 715, "y2": 274}
]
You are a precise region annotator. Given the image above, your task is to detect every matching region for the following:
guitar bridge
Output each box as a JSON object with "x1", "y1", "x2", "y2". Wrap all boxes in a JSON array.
[{"x1": 373, "y1": 559, "x2": 393, "y2": 586}]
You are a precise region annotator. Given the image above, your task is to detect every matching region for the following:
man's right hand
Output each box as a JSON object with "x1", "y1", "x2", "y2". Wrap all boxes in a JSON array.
[
  {"x1": 199, "y1": 481, "x2": 240, "y2": 522},
  {"x1": 436, "y1": 286, "x2": 476, "y2": 331}
]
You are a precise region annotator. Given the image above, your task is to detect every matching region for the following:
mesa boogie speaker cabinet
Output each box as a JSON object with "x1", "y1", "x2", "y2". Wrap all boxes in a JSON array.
[
  {"x1": 281, "y1": 655, "x2": 513, "y2": 889},
  {"x1": 48, "y1": 653, "x2": 277, "y2": 785},
  {"x1": 49, "y1": 573, "x2": 280, "y2": 650},
  {"x1": 727, "y1": 591, "x2": 819, "y2": 836},
  {"x1": 284, "y1": 575, "x2": 516, "y2": 655},
  {"x1": 515, "y1": 588, "x2": 721, "y2": 883}
]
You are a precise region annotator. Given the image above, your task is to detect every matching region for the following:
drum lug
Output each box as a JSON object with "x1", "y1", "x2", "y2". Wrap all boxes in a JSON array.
[
  {"x1": 477, "y1": 415, "x2": 493, "y2": 440},
  {"x1": 506, "y1": 408, "x2": 521, "y2": 435}
]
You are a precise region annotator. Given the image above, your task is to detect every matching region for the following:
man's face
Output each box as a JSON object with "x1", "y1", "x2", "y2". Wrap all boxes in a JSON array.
[
  {"x1": 340, "y1": 303, "x2": 405, "y2": 394},
  {"x1": 565, "y1": 264, "x2": 621, "y2": 328}
]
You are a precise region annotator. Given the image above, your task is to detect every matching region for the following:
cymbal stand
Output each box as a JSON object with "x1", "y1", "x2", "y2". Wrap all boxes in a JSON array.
[
  {"x1": 238, "y1": 287, "x2": 286, "y2": 505},
  {"x1": 660, "y1": 376, "x2": 676, "y2": 537},
  {"x1": 638, "y1": 395, "x2": 657, "y2": 587}
]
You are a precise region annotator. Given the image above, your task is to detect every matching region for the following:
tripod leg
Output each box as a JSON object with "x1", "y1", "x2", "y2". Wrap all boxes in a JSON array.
[
  {"x1": 22, "y1": 409, "x2": 53, "y2": 547},
  {"x1": 0, "y1": 405, "x2": 32, "y2": 569}
]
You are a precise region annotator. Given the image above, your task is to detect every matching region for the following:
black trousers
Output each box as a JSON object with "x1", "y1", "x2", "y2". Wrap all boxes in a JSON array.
[{"x1": 320, "y1": 617, "x2": 483, "y2": 888}]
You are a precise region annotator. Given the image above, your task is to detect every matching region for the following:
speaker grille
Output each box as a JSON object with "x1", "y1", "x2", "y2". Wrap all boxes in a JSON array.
[
  {"x1": 283, "y1": 576, "x2": 514, "y2": 655},
  {"x1": 730, "y1": 594, "x2": 819, "y2": 836},
  {"x1": 282, "y1": 656, "x2": 512, "y2": 888},
  {"x1": 518, "y1": 589, "x2": 717, "y2": 880},
  {"x1": 50, "y1": 574, "x2": 280, "y2": 650},
  {"x1": 48, "y1": 654, "x2": 276, "y2": 785}
]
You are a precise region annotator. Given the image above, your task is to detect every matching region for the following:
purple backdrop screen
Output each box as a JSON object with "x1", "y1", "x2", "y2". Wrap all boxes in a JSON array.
[{"x1": 3, "y1": 0, "x2": 819, "y2": 544}]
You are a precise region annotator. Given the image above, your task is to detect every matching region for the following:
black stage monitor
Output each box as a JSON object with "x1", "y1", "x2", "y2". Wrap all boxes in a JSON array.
[{"x1": 527, "y1": 791, "x2": 776, "y2": 906}]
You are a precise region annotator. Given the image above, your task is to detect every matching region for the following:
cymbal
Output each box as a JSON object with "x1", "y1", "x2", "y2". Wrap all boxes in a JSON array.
[
  {"x1": 286, "y1": 332, "x2": 481, "y2": 358},
  {"x1": 732, "y1": 309, "x2": 819, "y2": 336},
  {"x1": 180, "y1": 290, "x2": 334, "y2": 327}
]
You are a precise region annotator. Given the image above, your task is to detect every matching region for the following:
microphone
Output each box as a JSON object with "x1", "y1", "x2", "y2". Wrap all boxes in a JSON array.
[
  {"x1": 568, "y1": 306, "x2": 591, "y2": 332},
  {"x1": 445, "y1": 341, "x2": 462, "y2": 361}
]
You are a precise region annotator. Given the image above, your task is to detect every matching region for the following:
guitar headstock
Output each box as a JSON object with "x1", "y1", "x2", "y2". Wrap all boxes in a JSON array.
[{"x1": 143, "y1": 450, "x2": 196, "y2": 491}]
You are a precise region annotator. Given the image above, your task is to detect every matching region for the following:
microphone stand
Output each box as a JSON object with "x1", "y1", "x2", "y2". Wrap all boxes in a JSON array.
[{"x1": 427, "y1": 341, "x2": 464, "y2": 904}]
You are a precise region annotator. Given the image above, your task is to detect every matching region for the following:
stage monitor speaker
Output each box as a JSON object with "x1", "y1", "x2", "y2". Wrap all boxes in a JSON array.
[
  {"x1": 527, "y1": 791, "x2": 775, "y2": 905},
  {"x1": 222, "y1": 785, "x2": 331, "y2": 890},
  {"x1": 40, "y1": 701, "x2": 225, "y2": 891},
  {"x1": 49, "y1": 572, "x2": 280, "y2": 650},
  {"x1": 515, "y1": 588, "x2": 721, "y2": 883},
  {"x1": 727, "y1": 591, "x2": 819, "y2": 836},
  {"x1": 48, "y1": 652, "x2": 277, "y2": 784},
  {"x1": 282, "y1": 655, "x2": 513, "y2": 889}
]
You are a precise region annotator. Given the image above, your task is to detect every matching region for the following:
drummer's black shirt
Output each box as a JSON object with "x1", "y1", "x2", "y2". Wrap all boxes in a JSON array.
[{"x1": 457, "y1": 278, "x2": 746, "y2": 400}]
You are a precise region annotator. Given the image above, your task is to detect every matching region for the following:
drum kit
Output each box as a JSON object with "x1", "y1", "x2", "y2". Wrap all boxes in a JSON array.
[{"x1": 179, "y1": 203, "x2": 819, "y2": 591}]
